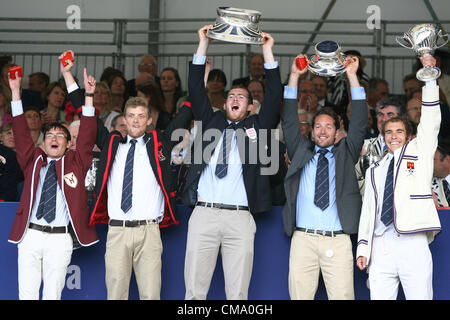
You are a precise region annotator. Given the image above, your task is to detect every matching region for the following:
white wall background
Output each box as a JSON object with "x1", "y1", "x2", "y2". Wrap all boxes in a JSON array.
[{"x1": 0, "y1": 0, "x2": 449, "y2": 94}]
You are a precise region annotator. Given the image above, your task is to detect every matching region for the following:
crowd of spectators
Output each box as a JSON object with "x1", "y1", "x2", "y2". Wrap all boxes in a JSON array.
[{"x1": 0, "y1": 48, "x2": 449, "y2": 208}]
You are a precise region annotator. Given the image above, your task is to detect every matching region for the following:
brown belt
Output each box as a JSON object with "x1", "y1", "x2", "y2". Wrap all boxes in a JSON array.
[
  {"x1": 109, "y1": 219, "x2": 159, "y2": 227},
  {"x1": 29, "y1": 222, "x2": 69, "y2": 234}
]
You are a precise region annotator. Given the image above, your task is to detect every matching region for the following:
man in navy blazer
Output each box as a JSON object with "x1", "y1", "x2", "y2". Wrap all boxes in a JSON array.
[{"x1": 182, "y1": 25, "x2": 282, "y2": 300}]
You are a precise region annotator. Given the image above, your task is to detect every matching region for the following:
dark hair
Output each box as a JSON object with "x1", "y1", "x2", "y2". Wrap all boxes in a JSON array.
[
  {"x1": 29, "y1": 72, "x2": 50, "y2": 88},
  {"x1": 381, "y1": 116, "x2": 413, "y2": 138},
  {"x1": 100, "y1": 67, "x2": 123, "y2": 83},
  {"x1": 24, "y1": 106, "x2": 42, "y2": 118},
  {"x1": 376, "y1": 96, "x2": 403, "y2": 115},
  {"x1": 160, "y1": 67, "x2": 183, "y2": 113},
  {"x1": 137, "y1": 82, "x2": 165, "y2": 113},
  {"x1": 311, "y1": 107, "x2": 340, "y2": 130},
  {"x1": 207, "y1": 69, "x2": 227, "y2": 88},
  {"x1": 107, "y1": 74, "x2": 128, "y2": 97},
  {"x1": 229, "y1": 85, "x2": 253, "y2": 105},
  {"x1": 43, "y1": 122, "x2": 71, "y2": 141},
  {"x1": 44, "y1": 82, "x2": 67, "y2": 106}
]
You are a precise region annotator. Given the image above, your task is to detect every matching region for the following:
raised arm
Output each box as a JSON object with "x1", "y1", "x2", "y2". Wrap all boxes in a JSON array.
[
  {"x1": 256, "y1": 32, "x2": 282, "y2": 130},
  {"x1": 416, "y1": 55, "x2": 441, "y2": 156},
  {"x1": 281, "y1": 54, "x2": 309, "y2": 159},
  {"x1": 75, "y1": 68, "x2": 97, "y2": 172},
  {"x1": 188, "y1": 25, "x2": 215, "y2": 124},
  {"x1": 343, "y1": 56, "x2": 368, "y2": 163},
  {"x1": 9, "y1": 69, "x2": 36, "y2": 171}
]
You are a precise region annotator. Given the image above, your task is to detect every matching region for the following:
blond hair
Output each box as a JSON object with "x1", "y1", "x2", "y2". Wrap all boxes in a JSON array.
[{"x1": 124, "y1": 96, "x2": 150, "y2": 116}]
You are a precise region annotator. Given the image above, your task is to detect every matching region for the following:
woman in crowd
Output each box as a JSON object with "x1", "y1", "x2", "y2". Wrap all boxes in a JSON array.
[
  {"x1": 0, "y1": 122, "x2": 16, "y2": 152},
  {"x1": 160, "y1": 67, "x2": 183, "y2": 116},
  {"x1": 94, "y1": 81, "x2": 120, "y2": 130},
  {"x1": 41, "y1": 81, "x2": 67, "y2": 125},
  {"x1": 0, "y1": 84, "x2": 12, "y2": 126},
  {"x1": 206, "y1": 69, "x2": 227, "y2": 111},
  {"x1": 107, "y1": 73, "x2": 128, "y2": 112}
]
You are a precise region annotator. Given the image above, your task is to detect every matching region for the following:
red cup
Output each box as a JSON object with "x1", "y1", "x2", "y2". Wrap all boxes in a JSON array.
[
  {"x1": 296, "y1": 56, "x2": 307, "y2": 71},
  {"x1": 9, "y1": 65, "x2": 23, "y2": 79},
  {"x1": 60, "y1": 51, "x2": 74, "y2": 67}
]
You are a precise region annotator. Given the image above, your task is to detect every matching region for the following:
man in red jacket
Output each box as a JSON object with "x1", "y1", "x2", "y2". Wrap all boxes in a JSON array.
[{"x1": 8, "y1": 58, "x2": 98, "y2": 300}]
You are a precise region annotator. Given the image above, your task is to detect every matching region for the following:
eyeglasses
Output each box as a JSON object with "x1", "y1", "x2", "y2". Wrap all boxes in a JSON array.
[
  {"x1": 46, "y1": 133, "x2": 66, "y2": 139},
  {"x1": 139, "y1": 63, "x2": 155, "y2": 67},
  {"x1": 299, "y1": 121, "x2": 311, "y2": 125}
]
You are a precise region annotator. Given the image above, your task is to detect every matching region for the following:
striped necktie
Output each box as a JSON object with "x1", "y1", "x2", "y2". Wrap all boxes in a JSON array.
[
  {"x1": 380, "y1": 157, "x2": 395, "y2": 226},
  {"x1": 215, "y1": 123, "x2": 236, "y2": 179},
  {"x1": 442, "y1": 179, "x2": 450, "y2": 206},
  {"x1": 36, "y1": 160, "x2": 57, "y2": 223},
  {"x1": 121, "y1": 139, "x2": 137, "y2": 213},
  {"x1": 314, "y1": 149, "x2": 329, "y2": 211}
]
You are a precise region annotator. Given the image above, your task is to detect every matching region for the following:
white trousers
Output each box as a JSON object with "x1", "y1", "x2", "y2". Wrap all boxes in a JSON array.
[
  {"x1": 17, "y1": 228, "x2": 73, "y2": 300},
  {"x1": 368, "y1": 228, "x2": 433, "y2": 300}
]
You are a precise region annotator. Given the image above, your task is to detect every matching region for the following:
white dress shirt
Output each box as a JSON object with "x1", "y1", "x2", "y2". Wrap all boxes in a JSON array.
[{"x1": 107, "y1": 135, "x2": 165, "y2": 221}]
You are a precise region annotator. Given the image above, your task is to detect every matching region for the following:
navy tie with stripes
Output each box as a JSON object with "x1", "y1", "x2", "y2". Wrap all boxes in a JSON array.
[
  {"x1": 121, "y1": 139, "x2": 137, "y2": 213},
  {"x1": 314, "y1": 149, "x2": 329, "y2": 211},
  {"x1": 381, "y1": 157, "x2": 395, "y2": 226},
  {"x1": 215, "y1": 123, "x2": 236, "y2": 179},
  {"x1": 36, "y1": 160, "x2": 57, "y2": 223}
]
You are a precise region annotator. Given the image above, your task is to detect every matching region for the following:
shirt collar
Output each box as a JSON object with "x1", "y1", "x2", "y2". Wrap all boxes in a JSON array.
[
  {"x1": 126, "y1": 134, "x2": 145, "y2": 145},
  {"x1": 314, "y1": 145, "x2": 333, "y2": 154}
]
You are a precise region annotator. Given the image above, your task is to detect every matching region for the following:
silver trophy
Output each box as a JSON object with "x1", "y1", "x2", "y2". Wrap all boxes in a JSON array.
[
  {"x1": 207, "y1": 7, "x2": 263, "y2": 45},
  {"x1": 308, "y1": 40, "x2": 347, "y2": 77},
  {"x1": 396, "y1": 23, "x2": 448, "y2": 81},
  {"x1": 359, "y1": 141, "x2": 383, "y2": 179}
]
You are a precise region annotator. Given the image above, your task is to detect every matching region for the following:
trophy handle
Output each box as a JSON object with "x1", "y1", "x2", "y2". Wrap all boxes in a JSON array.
[
  {"x1": 435, "y1": 30, "x2": 449, "y2": 49},
  {"x1": 395, "y1": 35, "x2": 413, "y2": 49}
]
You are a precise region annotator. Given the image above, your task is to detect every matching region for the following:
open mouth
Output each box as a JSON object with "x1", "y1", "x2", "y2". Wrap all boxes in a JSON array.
[
  {"x1": 231, "y1": 105, "x2": 239, "y2": 111},
  {"x1": 51, "y1": 143, "x2": 59, "y2": 150}
]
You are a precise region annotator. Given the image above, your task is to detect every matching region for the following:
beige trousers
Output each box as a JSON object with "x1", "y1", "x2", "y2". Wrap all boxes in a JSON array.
[
  {"x1": 288, "y1": 230, "x2": 354, "y2": 300},
  {"x1": 184, "y1": 205, "x2": 256, "y2": 300},
  {"x1": 105, "y1": 223, "x2": 162, "y2": 300}
]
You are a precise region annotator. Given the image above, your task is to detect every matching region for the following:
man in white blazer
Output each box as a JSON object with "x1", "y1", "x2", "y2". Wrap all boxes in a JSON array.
[{"x1": 356, "y1": 55, "x2": 441, "y2": 300}]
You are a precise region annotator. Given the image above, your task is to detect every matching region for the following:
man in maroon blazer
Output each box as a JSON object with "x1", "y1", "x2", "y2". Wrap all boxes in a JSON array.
[{"x1": 8, "y1": 58, "x2": 98, "y2": 300}]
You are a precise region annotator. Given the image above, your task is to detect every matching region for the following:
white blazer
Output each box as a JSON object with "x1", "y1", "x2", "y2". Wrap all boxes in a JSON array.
[{"x1": 357, "y1": 86, "x2": 442, "y2": 265}]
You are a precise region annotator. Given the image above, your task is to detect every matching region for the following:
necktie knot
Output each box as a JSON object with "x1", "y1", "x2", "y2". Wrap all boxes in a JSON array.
[
  {"x1": 130, "y1": 139, "x2": 137, "y2": 146},
  {"x1": 228, "y1": 122, "x2": 237, "y2": 130},
  {"x1": 318, "y1": 149, "x2": 328, "y2": 156}
]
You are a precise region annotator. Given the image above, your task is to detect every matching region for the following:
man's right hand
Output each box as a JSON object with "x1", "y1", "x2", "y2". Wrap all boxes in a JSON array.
[
  {"x1": 8, "y1": 70, "x2": 22, "y2": 101},
  {"x1": 59, "y1": 50, "x2": 75, "y2": 74},
  {"x1": 287, "y1": 54, "x2": 309, "y2": 88},
  {"x1": 196, "y1": 25, "x2": 212, "y2": 57}
]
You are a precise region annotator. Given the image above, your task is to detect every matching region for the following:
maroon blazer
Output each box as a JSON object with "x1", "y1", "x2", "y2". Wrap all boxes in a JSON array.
[{"x1": 9, "y1": 110, "x2": 98, "y2": 246}]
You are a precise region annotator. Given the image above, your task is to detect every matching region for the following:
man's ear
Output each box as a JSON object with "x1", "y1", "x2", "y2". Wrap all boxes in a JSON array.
[{"x1": 66, "y1": 140, "x2": 72, "y2": 150}]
